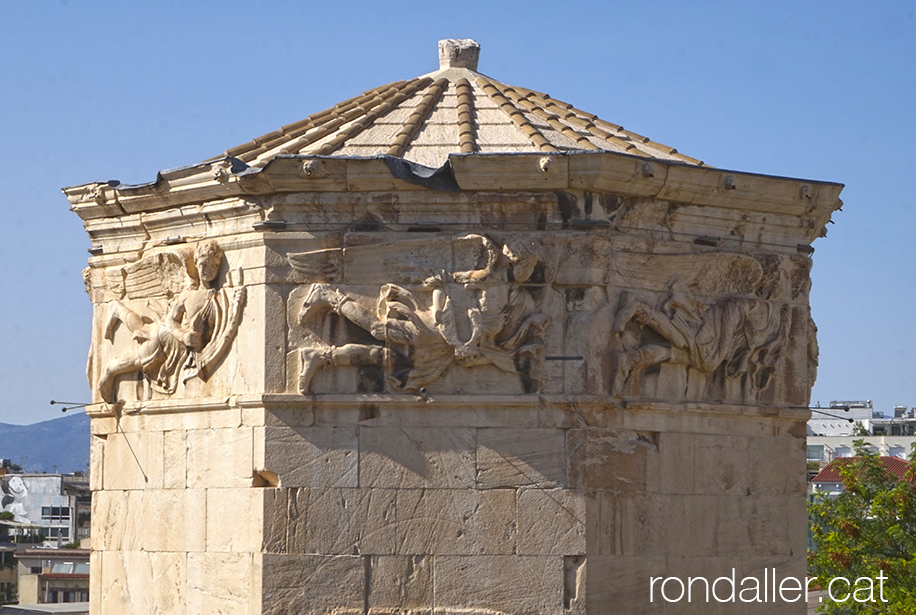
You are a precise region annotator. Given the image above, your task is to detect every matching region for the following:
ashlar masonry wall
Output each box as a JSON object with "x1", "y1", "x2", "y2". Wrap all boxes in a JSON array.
[{"x1": 73, "y1": 152, "x2": 841, "y2": 614}]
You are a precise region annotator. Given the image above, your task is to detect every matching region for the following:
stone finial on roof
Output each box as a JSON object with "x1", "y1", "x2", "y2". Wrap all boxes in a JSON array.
[{"x1": 439, "y1": 39, "x2": 480, "y2": 71}]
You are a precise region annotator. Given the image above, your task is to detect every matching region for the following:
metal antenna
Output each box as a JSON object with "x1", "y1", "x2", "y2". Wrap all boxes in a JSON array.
[
  {"x1": 51, "y1": 401, "x2": 147, "y2": 482},
  {"x1": 809, "y1": 405, "x2": 854, "y2": 423},
  {"x1": 49, "y1": 400, "x2": 91, "y2": 413}
]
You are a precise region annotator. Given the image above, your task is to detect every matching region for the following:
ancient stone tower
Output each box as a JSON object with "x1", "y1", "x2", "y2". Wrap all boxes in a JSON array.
[{"x1": 68, "y1": 40, "x2": 842, "y2": 614}]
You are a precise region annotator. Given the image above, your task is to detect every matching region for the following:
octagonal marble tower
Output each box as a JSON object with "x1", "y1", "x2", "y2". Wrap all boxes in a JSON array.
[{"x1": 67, "y1": 40, "x2": 842, "y2": 614}]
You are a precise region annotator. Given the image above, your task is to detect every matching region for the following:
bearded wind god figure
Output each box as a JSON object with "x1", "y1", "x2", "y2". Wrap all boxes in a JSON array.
[
  {"x1": 612, "y1": 263, "x2": 788, "y2": 400},
  {"x1": 292, "y1": 234, "x2": 549, "y2": 394},
  {"x1": 96, "y1": 240, "x2": 246, "y2": 402}
]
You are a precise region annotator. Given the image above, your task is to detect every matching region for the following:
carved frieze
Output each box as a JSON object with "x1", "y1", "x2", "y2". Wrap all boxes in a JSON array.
[
  {"x1": 290, "y1": 234, "x2": 551, "y2": 395},
  {"x1": 93, "y1": 240, "x2": 246, "y2": 402},
  {"x1": 286, "y1": 232, "x2": 808, "y2": 404},
  {"x1": 609, "y1": 252, "x2": 796, "y2": 403}
]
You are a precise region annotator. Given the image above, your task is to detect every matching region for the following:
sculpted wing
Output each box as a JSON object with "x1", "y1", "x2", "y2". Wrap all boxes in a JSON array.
[{"x1": 121, "y1": 251, "x2": 191, "y2": 300}]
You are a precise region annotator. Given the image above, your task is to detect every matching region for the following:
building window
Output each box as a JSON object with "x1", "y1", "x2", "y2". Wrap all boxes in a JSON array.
[
  {"x1": 50, "y1": 562, "x2": 73, "y2": 574},
  {"x1": 48, "y1": 588, "x2": 87, "y2": 604},
  {"x1": 40, "y1": 527, "x2": 69, "y2": 540},
  {"x1": 807, "y1": 445, "x2": 824, "y2": 461},
  {"x1": 40, "y1": 506, "x2": 71, "y2": 523}
]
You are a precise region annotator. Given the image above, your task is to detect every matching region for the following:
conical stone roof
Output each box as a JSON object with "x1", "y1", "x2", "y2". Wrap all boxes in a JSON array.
[{"x1": 213, "y1": 39, "x2": 705, "y2": 170}]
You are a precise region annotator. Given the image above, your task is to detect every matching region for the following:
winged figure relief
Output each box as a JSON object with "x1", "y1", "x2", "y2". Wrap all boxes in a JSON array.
[{"x1": 97, "y1": 240, "x2": 246, "y2": 402}]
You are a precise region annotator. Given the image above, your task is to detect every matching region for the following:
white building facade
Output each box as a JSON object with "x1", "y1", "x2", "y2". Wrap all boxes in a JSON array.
[
  {"x1": 807, "y1": 400, "x2": 916, "y2": 468},
  {"x1": 0, "y1": 475, "x2": 89, "y2": 547}
]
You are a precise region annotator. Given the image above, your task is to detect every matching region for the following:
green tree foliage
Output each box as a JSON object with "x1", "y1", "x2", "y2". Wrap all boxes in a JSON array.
[{"x1": 809, "y1": 440, "x2": 916, "y2": 613}]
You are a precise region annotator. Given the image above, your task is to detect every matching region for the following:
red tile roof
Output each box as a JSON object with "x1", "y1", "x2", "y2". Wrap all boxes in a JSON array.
[{"x1": 813, "y1": 456, "x2": 912, "y2": 483}]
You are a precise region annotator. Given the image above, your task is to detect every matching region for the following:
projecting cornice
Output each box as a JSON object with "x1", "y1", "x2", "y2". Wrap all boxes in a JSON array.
[{"x1": 64, "y1": 151, "x2": 842, "y2": 231}]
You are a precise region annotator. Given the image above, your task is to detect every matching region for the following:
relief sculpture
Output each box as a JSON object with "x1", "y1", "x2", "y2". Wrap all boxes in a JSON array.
[
  {"x1": 612, "y1": 257, "x2": 788, "y2": 401},
  {"x1": 292, "y1": 234, "x2": 549, "y2": 394},
  {"x1": 289, "y1": 236, "x2": 803, "y2": 402},
  {"x1": 97, "y1": 240, "x2": 246, "y2": 402}
]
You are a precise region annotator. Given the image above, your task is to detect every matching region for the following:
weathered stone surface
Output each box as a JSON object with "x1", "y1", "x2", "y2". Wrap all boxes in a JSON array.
[
  {"x1": 693, "y1": 433, "x2": 807, "y2": 499},
  {"x1": 90, "y1": 433, "x2": 105, "y2": 491},
  {"x1": 564, "y1": 555, "x2": 588, "y2": 615},
  {"x1": 207, "y1": 488, "x2": 264, "y2": 553},
  {"x1": 567, "y1": 429, "x2": 660, "y2": 492},
  {"x1": 162, "y1": 429, "x2": 187, "y2": 489},
  {"x1": 298, "y1": 486, "x2": 516, "y2": 556},
  {"x1": 477, "y1": 428, "x2": 565, "y2": 489},
  {"x1": 539, "y1": 399, "x2": 624, "y2": 430},
  {"x1": 592, "y1": 491, "x2": 643, "y2": 556},
  {"x1": 102, "y1": 430, "x2": 164, "y2": 490},
  {"x1": 141, "y1": 489, "x2": 208, "y2": 553},
  {"x1": 185, "y1": 427, "x2": 253, "y2": 489},
  {"x1": 187, "y1": 552, "x2": 257, "y2": 615},
  {"x1": 264, "y1": 425, "x2": 358, "y2": 488},
  {"x1": 311, "y1": 401, "x2": 539, "y2": 428},
  {"x1": 435, "y1": 555, "x2": 565, "y2": 614},
  {"x1": 360, "y1": 427, "x2": 476, "y2": 489},
  {"x1": 90, "y1": 490, "x2": 124, "y2": 552},
  {"x1": 367, "y1": 555, "x2": 433, "y2": 612},
  {"x1": 746, "y1": 434, "x2": 807, "y2": 497},
  {"x1": 694, "y1": 434, "x2": 751, "y2": 495},
  {"x1": 517, "y1": 488, "x2": 586, "y2": 555},
  {"x1": 657, "y1": 431, "x2": 696, "y2": 494},
  {"x1": 303, "y1": 487, "x2": 398, "y2": 555},
  {"x1": 394, "y1": 488, "x2": 516, "y2": 555},
  {"x1": 261, "y1": 554, "x2": 365, "y2": 615},
  {"x1": 89, "y1": 551, "x2": 102, "y2": 615},
  {"x1": 587, "y1": 556, "x2": 666, "y2": 614},
  {"x1": 93, "y1": 488, "x2": 207, "y2": 553},
  {"x1": 98, "y1": 551, "x2": 187, "y2": 615},
  {"x1": 262, "y1": 488, "x2": 287, "y2": 553},
  {"x1": 592, "y1": 490, "x2": 807, "y2": 561},
  {"x1": 123, "y1": 406, "x2": 244, "y2": 432}
]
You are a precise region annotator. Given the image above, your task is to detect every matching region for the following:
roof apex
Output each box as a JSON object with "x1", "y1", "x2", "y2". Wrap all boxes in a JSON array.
[
  {"x1": 438, "y1": 39, "x2": 480, "y2": 70},
  {"x1": 212, "y1": 47, "x2": 708, "y2": 171}
]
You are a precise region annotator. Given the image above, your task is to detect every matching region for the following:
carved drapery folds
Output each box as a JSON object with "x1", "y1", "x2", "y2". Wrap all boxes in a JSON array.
[
  {"x1": 84, "y1": 230, "x2": 809, "y2": 406},
  {"x1": 287, "y1": 233, "x2": 811, "y2": 405},
  {"x1": 612, "y1": 277, "x2": 787, "y2": 403},
  {"x1": 92, "y1": 240, "x2": 246, "y2": 402}
]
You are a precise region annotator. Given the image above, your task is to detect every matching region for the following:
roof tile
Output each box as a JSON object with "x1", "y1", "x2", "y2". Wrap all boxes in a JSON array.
[
  {"x1": 214, "y1": 40, "x2": 706, "y2": 169},
  {"x1": 813, "y1": 456, "x2": 913, "y2": 483}
]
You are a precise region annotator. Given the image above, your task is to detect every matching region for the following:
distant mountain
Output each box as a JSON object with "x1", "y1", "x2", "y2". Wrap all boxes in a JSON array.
[{"x1": 0, "y1": 413, "x2": 90, "y2": 474}]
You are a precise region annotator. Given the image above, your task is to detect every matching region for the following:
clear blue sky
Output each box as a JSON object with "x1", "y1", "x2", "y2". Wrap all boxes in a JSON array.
[{"x1": 1, "y1": 1, "x2": 913, "y2": 423}]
